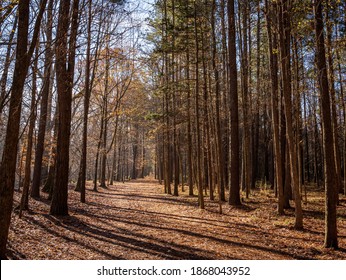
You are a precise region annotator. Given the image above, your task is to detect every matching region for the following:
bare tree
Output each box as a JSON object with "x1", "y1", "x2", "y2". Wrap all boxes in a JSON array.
[{"x1": 0, "y1": 0, "x2": 47, "y2": 259}]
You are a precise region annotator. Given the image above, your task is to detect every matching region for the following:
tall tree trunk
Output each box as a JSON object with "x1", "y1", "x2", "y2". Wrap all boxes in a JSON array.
[
  {"x1": 200, "y1": 10, "x2": 211, "y2": 198},
  {"x1": 31, "y1": 0, "x2": 54, "y2": 199},
  {"x1": 240, "y1": 0, "x2": 251, "y2": 199},
  {"x1": 211, "y1": 0, "x2": 224, "y2": 210},
  {"x1": 163, "y1": 0, "x2": 171, "y2": 195},
  {"x1": 75, "y1": 0, "x2": 102, "y2": 195},
  {"x1": 172, "y1": 0, "x2": 179, "y2": 196},
  {"x1": 75, "y1": 0, "x2": 92, "y2": 202},
  {"x1": 252, "y1": 0, "x2": 261, "y2": 190},
  {"x1": 228, "y1": 0, "x2": 241, "y2": 206},
  {"x1": 0, "y1": 0, "x2": 47, "y2": 259},
  {"x1": 186, "y1": 40, "x2": 194, "y2": 196},
  {"x1": 314, "y1": 0, "x2": 338, "y2": 248},
  {"x1": 265, "y1": 0, "x2": 284, "y2": 214},
  {"x1": 334, "y1": 34, "x2": 345, "y2": 195},
  {"x1": 220, "y1": 0, "x2": 229, "y2": 195},
  {"x1": 99, "y1": 47, "x2": 110, "y2": 188},
  {"x1": 194, "y1": 0, "x2": 204, "y2": 209},
  {"x1": 20, "y1": 50, "x2": 38, "y2": 215},
  {"x1": 278, "y1": 0, "x2": 303, "y2": 229},
  {"x1": 326, "y1": 3, "x2": 342, "y2": 198},
  {"x1": 50, "y1": 0, "x2": 80, "y2": 216}
]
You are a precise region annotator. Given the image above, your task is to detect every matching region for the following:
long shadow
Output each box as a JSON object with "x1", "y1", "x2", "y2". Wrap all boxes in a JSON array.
[
  {"x1": 83, "y1": 201, "x2": 264, "y2": 236},
  {"x1": 75, "y1": 204, "x2": 309, "y2": 259},
  {"x1": 21, "y1": 183, "x2": 343, "y2": 260},
  {"x1": 35, "y1": 196, "x2": 52, "y2": 206},
  {"x1": 28, "y1": 194, "x2": 297, "y2": 259},
  {"x1": 270, "y1": 226, "x2": 328, "y2": 244},
  {"x1": 303, "y1": 208, "x2": 346, "y2": 221},
  {"x1": 6, "y1": 242, "x2": 28, "y2": 260},
  {"x1": 83, "y1": 208, "x2": 273, "y2": 246},
  {"x1": 85, "y1": 194, "x2": 254, "y2": 223},
  {"x1": 42, "y1": 214, "x2": 214, "y2": 260},
  {"x1": 300, "y1": 226, "x2": 346, "y2": 238},
  {"x1": 22, "y1": 215, "x2": 124, "y2": 260},
  {"x1": 87, "y1": 200, "x2": 325, "y2": 243},
  {"x1": 92, "y1": 185, "x2": 258, "y2": 213},
  {"x1": 85, "y1": 201, "x2": 235, "y2": 230},
  {"x1": 303, "y1": 209, "x2": 324, "y2": 220},
  {"x1": 91, "y1": 191, "x2": 199, "y2": 207},
  {"x1": 133, "y1": 199, "x2": 346, "y2": 245},
  {"x1": 35, "y1": 188, "x2": 244, "y2": 231}
]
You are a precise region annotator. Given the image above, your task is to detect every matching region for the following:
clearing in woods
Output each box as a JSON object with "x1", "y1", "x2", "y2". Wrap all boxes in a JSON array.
[{"x1": 7, "y1": 179, "x2": 346, "y2": 259}]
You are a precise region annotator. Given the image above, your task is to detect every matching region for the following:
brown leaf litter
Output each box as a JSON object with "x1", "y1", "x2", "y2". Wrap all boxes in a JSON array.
[{"x1": 7, "y1": 179, "x2": 346, "y2": 259}]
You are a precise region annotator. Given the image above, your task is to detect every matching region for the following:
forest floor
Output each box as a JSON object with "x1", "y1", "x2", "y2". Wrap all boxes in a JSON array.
[{"x1": 7, "y1": 178, "x2": 346, "y2": 260}]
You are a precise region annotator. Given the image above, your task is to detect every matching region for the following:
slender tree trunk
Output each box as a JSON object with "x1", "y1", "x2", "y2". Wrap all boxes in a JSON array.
[
  {"x1": 94, "y1": 115, "x2": 104, "y2": 192},
  {"x1": 75, "y1": 0, "x2": 102, "y2": 197},
  {"x1": 42, "y1": 103, "x2": 58, "y2": 197},
  {"x1": 265, "y1": 0, "x2": 284, "y2": 214},
  {"x1": 211, "y1": 0, "x2": 224, "y2": 211},
  {"x1": 199, "y1": 9, "x2": 210, "y2": 198},
  {"x1": 132, "y1": 125, "x2": 139, "y2": 179},
  {"x1": 252, "y1": 0, "x2": 261, "y2": 190},
  {"x1": 228, "y1": 0, "x2": 241, "y2": 206},
  {"x1": 334, "y1": 37, "x2": 345, "y2": 195},
  {"x1": 20, "y1": 51, "x2": 38, "y2": 215},
  {"x1": 50, "y1": 0, "x2": 80, "y2": 216},
  {"x1": 163, "y1": 0, "x2": 171, "y2": 195},
  {"x1": 240, "y1": 0, "x2": 251, "y2": 199},
  {"x1": 109, "y1": 115, "x2": 119, "y2": 185},
  {"x1": 326, "y1": 4, "x2": 342, "y2": 198},
  {"x1": 0, "y1": 16, "x2": 18, "y2": 115},
  {"x1": 220, "y1": 0, "x2": 229, "y2": 196},
  {"x1": 194, "y1": 0, "x2": 204, "y2": 209},
  {"x1": 99, "y1": 47, "x2": 110, "y2": 189},
  {"x1": 278, "y1": 0, "x2": 303, "y2": 229},
  {"x1": 186, "y1": 43, "x2": 194, "y2": 196},
  {"x1": 0, "y1": 0, "x2": 47, "y2": 259},
  {"x1": 31, "y1": 0, "x2": 54, "y2": 199},
  {"x1": 314, "y1": 0, "x2": 338, "y2": 248}
]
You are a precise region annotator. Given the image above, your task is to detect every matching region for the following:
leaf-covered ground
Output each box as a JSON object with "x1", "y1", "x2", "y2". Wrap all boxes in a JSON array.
[{"x1": 7, "y1": 179, "x2": 346, "y2": 259}]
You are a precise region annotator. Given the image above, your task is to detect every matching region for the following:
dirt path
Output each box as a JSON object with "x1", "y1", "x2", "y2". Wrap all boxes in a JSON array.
[{"x1": 8, "y1": 179, "x2": 346, "y2": 259}]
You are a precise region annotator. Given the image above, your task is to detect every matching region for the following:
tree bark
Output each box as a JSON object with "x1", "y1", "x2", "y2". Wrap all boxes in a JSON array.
[
  {"x1": 278, "y1": 0, "x2": 303, "y2": 229},
  {"x1": 194, "y1": 0, "x2": 204, "y2": 209},
  {"x1": 0, "y1": 0, "x2": 47, "y2": 259},
  {"x1": 31, "y1": 0, "x2": 54, "y2": 199},
  {"x1": 265, "y1": 0, "x2": 284, "y2": 214},
  {"x1": 20, "y1": 50, "x2": 38, "y2": 215},
  {"x1": 211, "y1": 0, "x2": 224, "y2": 210},
  {"x1": 50, "y1": 0, "x2": 80, "y2": 216},
  {"x1": 314, "y1": 0, "x2": 338, "y2": 248},
  {"x1": 228, "y1": 0, "x2": 241, "y2": 206},
  {"x1": 240, "y1": 0, "x2": 251, "y2": 199}
]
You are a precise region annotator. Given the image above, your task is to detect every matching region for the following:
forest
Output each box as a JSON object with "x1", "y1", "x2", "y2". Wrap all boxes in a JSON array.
[{"x1": 0, "y1": 0, "x2": 345, "y2": 260}]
